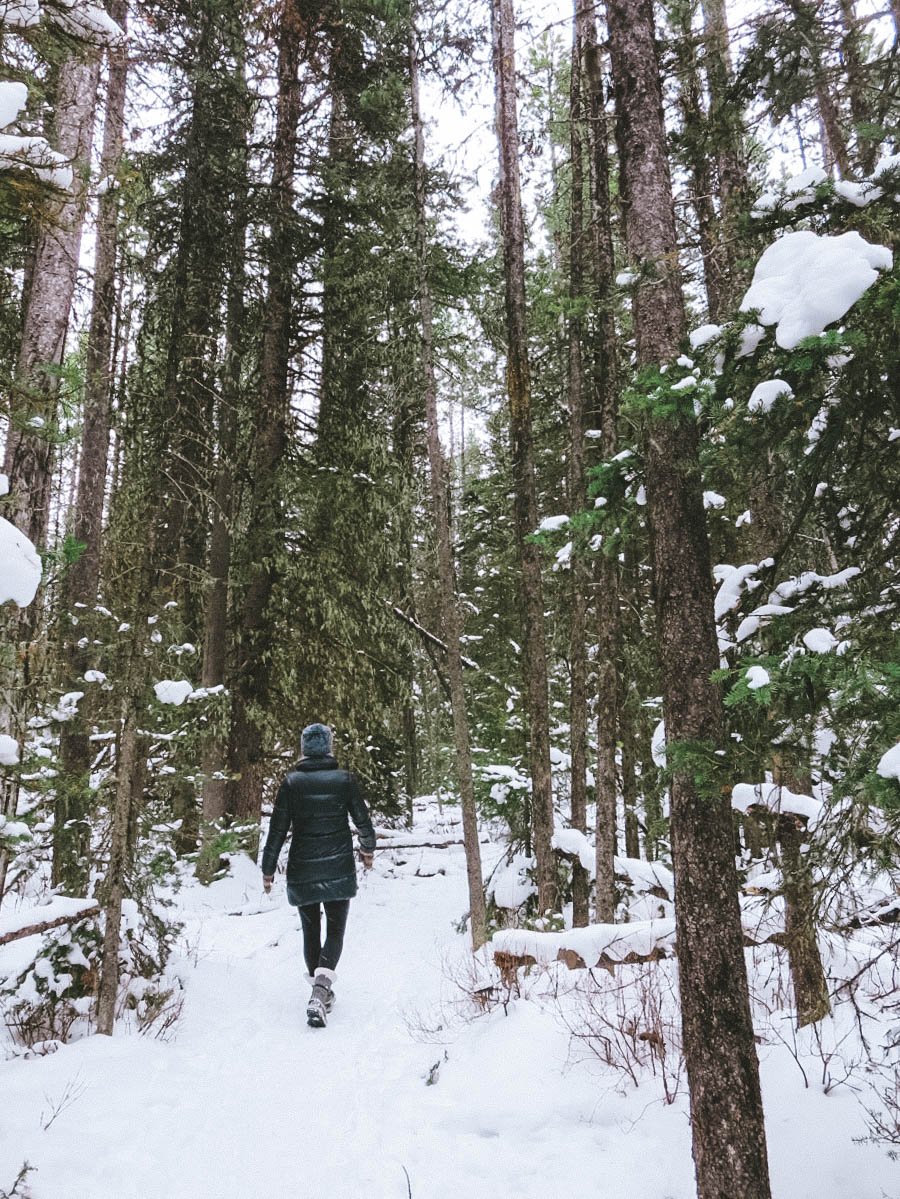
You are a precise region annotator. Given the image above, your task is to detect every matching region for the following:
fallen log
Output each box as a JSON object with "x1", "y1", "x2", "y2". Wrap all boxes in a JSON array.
[
  {"x1": 376, "y1": 838, "x2": 463, "y2": 850},
  {"x1": 0, "y1": 903, "x2": 100, "y2": 946},
  {"x1": 494, "y1": 930, "x2": 787, "y2": 981}
]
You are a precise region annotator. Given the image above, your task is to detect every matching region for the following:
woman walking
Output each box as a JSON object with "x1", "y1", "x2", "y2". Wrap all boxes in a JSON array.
[{"x1": 261, "y1": 723, "x2": 376, "y2": 1027}]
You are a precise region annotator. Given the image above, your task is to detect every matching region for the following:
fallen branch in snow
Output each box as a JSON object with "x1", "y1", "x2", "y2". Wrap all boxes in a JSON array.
[
  {"x1": 0, "y1": 902, "x2": 99, "y2": 946},
  {"x1": 376, "y1": 836, "x2": 463, "y2": 850},
  {"x1": 839, "y1": 899, "x2": 900, "y2": 930}
]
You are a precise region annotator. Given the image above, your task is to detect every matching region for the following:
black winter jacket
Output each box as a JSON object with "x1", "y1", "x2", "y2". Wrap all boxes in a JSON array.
[{"x1": 260, "y1": 755, "x2": 376, "y2": 907}]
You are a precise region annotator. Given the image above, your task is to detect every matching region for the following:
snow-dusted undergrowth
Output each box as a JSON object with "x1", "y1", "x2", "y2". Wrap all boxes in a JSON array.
[{"x1": 1, "y1": 796, "x2": 898, "y2": 1199}]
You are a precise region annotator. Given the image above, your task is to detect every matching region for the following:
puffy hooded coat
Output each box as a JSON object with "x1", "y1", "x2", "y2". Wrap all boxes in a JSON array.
[{"x1": 261, "y1": 755, "x2": 376, "y2": 906}]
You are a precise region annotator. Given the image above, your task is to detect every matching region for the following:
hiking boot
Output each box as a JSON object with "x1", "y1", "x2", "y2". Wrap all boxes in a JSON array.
[{"x1": 306, "y1": 976, "x2": 333, "y2": 1028}]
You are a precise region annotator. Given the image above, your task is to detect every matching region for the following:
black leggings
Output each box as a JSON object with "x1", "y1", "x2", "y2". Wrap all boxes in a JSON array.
[{"x1": 297, "y1": 899, "x2": 351, "y2": 975}]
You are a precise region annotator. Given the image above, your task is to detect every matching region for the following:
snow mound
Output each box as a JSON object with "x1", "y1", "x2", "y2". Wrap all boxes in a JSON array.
[
  {"x1": 489, "y1": 852, "x2": 536, "y2": 910},
  {"x1": 740, "y1": 231, "x2": 892, "y2": 350}
]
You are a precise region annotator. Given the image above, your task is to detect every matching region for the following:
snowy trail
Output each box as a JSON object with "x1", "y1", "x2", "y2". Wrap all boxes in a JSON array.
[{"x1": 3, "y1": 835, "x2": 898, "y2": 1199}]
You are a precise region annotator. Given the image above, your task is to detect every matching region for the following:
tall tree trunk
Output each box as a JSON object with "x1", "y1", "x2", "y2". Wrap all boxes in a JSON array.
[
  {"x1": 154, "y1": 2, "x2": 246, "y2": 636},
  {"x1": 778, "y1": 810, "x2": 831, "y2": 1027},
  {"x1": 699, "y1": 0, "x2": 749, "y2": 309},
  {"x1": 96, "y1": 689, "x2": 139, "y2": 1036},
  {"x1": 55, "y1": 5, "x2": 129, "y2": 893},
  {"x1": 197, "y1": 16, "x2": 251, "y2": 877},
  {"x1": 567, "y1": 9, "x2": 591, "y2": 929},
  {"x1": 0, "y1": 51, "x2": 100, "y2": 907},
  {"x1": 837, "y1": 0, "x2": 875, "y2": 172},
  {"x1": 671, "y1": 0, "x2": 725, "y2": 322},
  {"x1": 226, "y1": 0, "x2": 304, "y2": 824},
  {"x1": 490, "y1": 0, "x2": 556, "y2": 915},
  {"x1": 579, "y1": 2, "x2": 621, "y2": 922},
  {"x1": 2, "y1": 51, "x2": 100, "y2": 550},
  {"x1": 409, "y1": 26, "x2": 486, "y2": 947},
  {"x1": 605, "y1": 2, "x2": 772, "y2": 1196},
  {"x1": 771, "y1": 757, "x2": 831, "y2": 1028}
]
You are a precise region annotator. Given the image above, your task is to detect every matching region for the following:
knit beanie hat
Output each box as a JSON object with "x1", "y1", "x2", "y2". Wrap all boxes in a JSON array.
[{"x1": 300, "y1": 722, "x2": 333, "y2": 758}]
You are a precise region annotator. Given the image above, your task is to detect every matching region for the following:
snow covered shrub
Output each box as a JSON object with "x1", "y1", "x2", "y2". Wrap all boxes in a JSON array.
[
  {"x1": 1, "y1": 899, "x2": 182, "y2": 1047},
  {"x1": 2, "y1": 915, "x2": 101, "y2": 1046},
  {"x1": 0, "y1": 1162, "x2": 34, "y2": 1199},
  {"x1": 563, "y1": 962, "x2": 684, "y2": 1104}
]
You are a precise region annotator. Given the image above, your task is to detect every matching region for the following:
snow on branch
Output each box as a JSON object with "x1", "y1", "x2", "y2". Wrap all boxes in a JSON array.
[
  {"x1": 740, "y1": 231, "x2": 892, "y2": 351},
  {"x1": 0, "y1": 897, "x2": 99, "y2": 946},
  {"x1": 0, "y1": 80, "x2": 73, "y2": 189},
  {"x1": 731, "y1": 782, "x2": 822, "y2": 827}
]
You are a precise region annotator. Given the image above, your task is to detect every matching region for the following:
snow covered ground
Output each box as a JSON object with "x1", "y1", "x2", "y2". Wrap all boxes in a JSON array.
[{"x1": 1, "y1": 808, "x2": 898, "y2": 1199}]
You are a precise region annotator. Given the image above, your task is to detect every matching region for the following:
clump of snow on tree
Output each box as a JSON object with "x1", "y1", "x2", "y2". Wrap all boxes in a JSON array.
[
  {"x1": 689, "y1": 323, "x2": 722, "y2": 349},
  {"x1": 536, "y1": 514, "x2": 569, "y2": 533},
  {"x1": 651, "y1": 720, "x2": 666, "y2": 767},
  {"x1": 153, "y1": 679, "x2": 194, "y2": 706},
  {"x1": 0, "y1": 80, "x2": 74, "y2": 189},
  {"x1": 875, "y1": 744, "x2": 900, "y2": 781},
  {"x1": 703, "y1": 491, "x2": 726, "y2": 509},
  {"x1": 740, "y1": 231, "x2": 892, "y2": 350},
  {"x1": 802, "y1": 627, "x2": 838, "y2": 654},
  {"x1": 488, "y1": 851, "x2": 536, "y2": 909},
  {"x1": 752, "y1": 165, "x2": 827, "y2": 215},
  {"x1": 745, "y1": 666, "x2": 770, "y2": 690},
  {"x1": 49, "y1": 691, "x2": 84, "y2": 722},
  {"x1": 0, "y1": 734, "x2": 20, "y2": 766},
  {"x1": 551, "y1": 827, "x2": 593, "y2": 871},
  {"x1": 0, "y1": 517, "x2": 42, "y2": 607},
  {"x1": 770, "y1": 566, "x2": 859, "y2": 604},
  {"x1": 748, "y1": 378, "x2": 793, "y2": 414}
]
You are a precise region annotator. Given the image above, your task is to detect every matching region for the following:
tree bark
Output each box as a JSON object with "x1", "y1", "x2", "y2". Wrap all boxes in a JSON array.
[
  {"x1": 490, "y1": 0, "x2": 556, "y2": 914},
  {"x1": 579, "y1": 3, "x2": 621, "y2": 922},
  {"x1": 777, "y1": 812, "x2": 831, "y2": 1027},
  {"x1": 699, "y1": 0, "x2": 749, "y2": 309},
  {"x1": 96, "y1": 691, "x2": 139, "y2": 1036},
  {"x1": 409, "y1": 25, "x2": 486, "y2": 947},
  {"x1": 566, "y1": 9, "x2": 591, "y2": 929},
  {"x1": 2, "y1": 50, "x2": 100, "y2": 550},
  {"x1": 837, "y1": 0, "x2": 875, "y2": 173},
  {"x1": 605, "y1": 1, "x2": 772, "y2": 1196},
  {"x1": 55, "y1": 5, "x2": 129, "y2": 893},
  {"x1": 671, "y1": 0, "x2": 725, "y2": 322}
]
